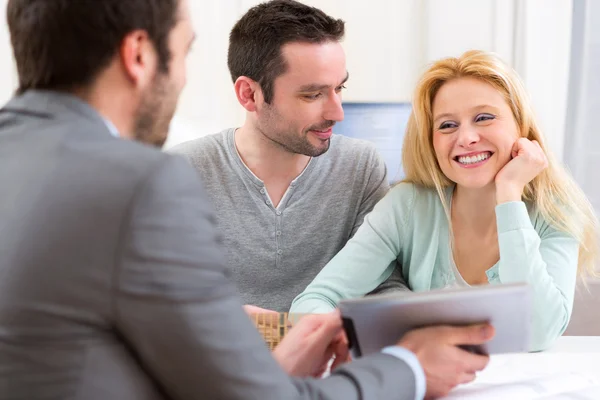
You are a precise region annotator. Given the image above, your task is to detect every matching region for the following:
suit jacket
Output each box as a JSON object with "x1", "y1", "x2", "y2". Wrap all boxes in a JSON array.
[{"x1": 0, "y1": 90, "x2": 419, "y2": 400}]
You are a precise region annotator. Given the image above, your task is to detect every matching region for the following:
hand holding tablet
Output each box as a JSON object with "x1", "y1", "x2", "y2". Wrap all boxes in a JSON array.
[
  {"x1": 340, "y1": 283, "x2": 532, "y2": 357},
  {"x1": 339, "y1": 283, "x2": 531, "y2": 398}
]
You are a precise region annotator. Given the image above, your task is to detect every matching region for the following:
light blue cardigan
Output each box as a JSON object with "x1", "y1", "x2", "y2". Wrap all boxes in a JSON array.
[{"x1": 290, "y1": 183, "x2": 579, "y2": 351}]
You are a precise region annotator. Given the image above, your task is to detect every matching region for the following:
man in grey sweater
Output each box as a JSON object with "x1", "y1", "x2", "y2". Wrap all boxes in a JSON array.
[{"x1": 170, "y1": 0, "x2": 407, "y2": 313}]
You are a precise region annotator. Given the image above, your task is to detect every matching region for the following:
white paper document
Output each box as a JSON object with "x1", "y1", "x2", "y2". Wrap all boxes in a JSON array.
[
  {"x1": 442, "y1": 352, "x2": 600, "y2": 400},
  {"x1": 444, "y1": 372, "x2": 598, "y2": 399}
]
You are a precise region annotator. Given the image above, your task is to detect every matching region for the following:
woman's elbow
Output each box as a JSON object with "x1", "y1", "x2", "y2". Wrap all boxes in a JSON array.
[
  {"x1": 529, "y1": 306, "x2": 571, "y2": 352},
  {"x1": 290, "y1": 292, "x2": 337, "y2": 314}
]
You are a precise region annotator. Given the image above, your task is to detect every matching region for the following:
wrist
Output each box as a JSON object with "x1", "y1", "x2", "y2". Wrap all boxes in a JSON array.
[
  {"x1": 495, "y1": 182, "x2": 523, "y2": 204},
  {"x1": 272, "y1": 345, "x2": 295, "y2": 374}
]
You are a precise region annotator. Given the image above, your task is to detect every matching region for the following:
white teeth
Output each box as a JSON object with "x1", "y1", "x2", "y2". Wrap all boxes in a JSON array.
[{"x1": 457, "y1": 152, "x2": 490, "y2": 165}]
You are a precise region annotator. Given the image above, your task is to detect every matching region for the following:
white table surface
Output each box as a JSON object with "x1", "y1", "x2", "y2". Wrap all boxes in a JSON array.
[
  {"x1": 546, "y1": 336, "x2": 600, "y2": 353},
  {"x1": 442, "y1": 336, "x2": 600, "y2": 399}
]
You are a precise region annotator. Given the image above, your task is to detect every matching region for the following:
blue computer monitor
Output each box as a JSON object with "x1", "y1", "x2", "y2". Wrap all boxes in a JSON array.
[{"x1": 334, "y1": 102, "x2": 412, "y2": 183}]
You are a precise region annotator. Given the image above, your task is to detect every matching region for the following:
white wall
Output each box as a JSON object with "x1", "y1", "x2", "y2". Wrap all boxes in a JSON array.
[
  {"x1": 0, "y1": 0, "x2": 16, "y2": 104},
  {"x1": 165, "y1": 1, "x2": 246, "y2": 148},
  {"x1": 423, "y1": 0, "x2": 515, "y2": 63},
  {"x1": 513, "y1": 0, "x2": 573, "y2": 161}
]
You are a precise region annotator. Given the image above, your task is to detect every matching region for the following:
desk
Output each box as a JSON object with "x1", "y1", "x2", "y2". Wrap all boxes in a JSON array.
[{"x1": 443, "y1": 336, "x2": 600, "y2": 399}]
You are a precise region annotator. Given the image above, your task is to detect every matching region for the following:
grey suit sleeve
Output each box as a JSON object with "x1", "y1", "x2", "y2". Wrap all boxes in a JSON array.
[{"x1": 112, "y1": 155, "x2": 419, "y2": 400}]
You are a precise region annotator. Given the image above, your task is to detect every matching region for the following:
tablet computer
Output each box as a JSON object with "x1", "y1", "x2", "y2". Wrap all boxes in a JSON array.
[{"x1": 339, "y1": 283, "x2": 532, "y2": 357}]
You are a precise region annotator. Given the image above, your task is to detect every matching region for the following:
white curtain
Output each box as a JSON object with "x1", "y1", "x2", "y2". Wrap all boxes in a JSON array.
[{"x1": 564, "y1": 0, "x2": 600, "y2": 213}]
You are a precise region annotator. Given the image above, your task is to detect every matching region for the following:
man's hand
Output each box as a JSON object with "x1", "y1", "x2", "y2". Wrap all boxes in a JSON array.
[
  {"x1": 398, "y1": 324, "x2": 495, "y2": 399},
  {"x1": 273, "y1": 313, "x2": 350, "y2": 377}
]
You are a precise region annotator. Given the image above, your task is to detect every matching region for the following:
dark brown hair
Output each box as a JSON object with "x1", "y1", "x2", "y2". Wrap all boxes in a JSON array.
[
  {"x1": 228, "y1": 0, "x2": 345, "y2": 104},
  {"x1": 7, "y1": 0, "x2": 179, "y2": 94}
]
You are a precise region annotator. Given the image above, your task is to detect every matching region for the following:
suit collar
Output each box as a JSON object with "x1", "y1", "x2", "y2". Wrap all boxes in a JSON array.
[{"x1": 2, "y1": 89, "x2": 113, "y2": 134}]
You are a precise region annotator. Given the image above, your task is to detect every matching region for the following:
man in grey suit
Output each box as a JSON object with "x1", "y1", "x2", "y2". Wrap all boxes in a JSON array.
[{"x1": 0, "y1": 0, "x2": 493, "y2": 399}]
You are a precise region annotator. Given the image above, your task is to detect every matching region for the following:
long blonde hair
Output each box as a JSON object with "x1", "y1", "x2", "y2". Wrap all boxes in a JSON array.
[{"x1": 402, "y1": 50, "x2": 599, "y2": 277}]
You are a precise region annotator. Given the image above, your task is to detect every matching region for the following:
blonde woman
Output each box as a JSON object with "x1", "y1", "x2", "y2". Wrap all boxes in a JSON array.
[{"x1": 290, "y1": 50, "x2": 598, "y2": 351}]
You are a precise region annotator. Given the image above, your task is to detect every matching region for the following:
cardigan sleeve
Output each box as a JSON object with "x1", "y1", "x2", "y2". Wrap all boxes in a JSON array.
[
  {"x1": 495, "y1": 201, "x2": 579, "y2": 351},
  {"x1": 290, "y1": 183, "x2": 416, "y2": 314}
]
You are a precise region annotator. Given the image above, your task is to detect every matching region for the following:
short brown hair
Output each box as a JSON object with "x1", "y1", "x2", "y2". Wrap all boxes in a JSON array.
[
  {"x1": 228, "y1": 0, "x2": 345, "y2": 104},
  {"x1": 7, "y1": 0, "x2": 179, "y2": 94}
]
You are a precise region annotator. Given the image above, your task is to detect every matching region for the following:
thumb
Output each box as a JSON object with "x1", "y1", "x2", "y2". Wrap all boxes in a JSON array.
[
  {"x1": 447, "y1": 323, "x2": 495, "y2": 345},
  {"x1": 511, "y1": 138, "x2": 524, "y2": 158}
]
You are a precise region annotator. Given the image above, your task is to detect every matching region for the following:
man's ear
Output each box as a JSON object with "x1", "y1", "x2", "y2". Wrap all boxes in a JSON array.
[
  {"x1": 234, "y1": 76, "x2": 263, "y2": 112},
  {"x1": 119, "y1": 30, "x2": 158, "y2": 89}
]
